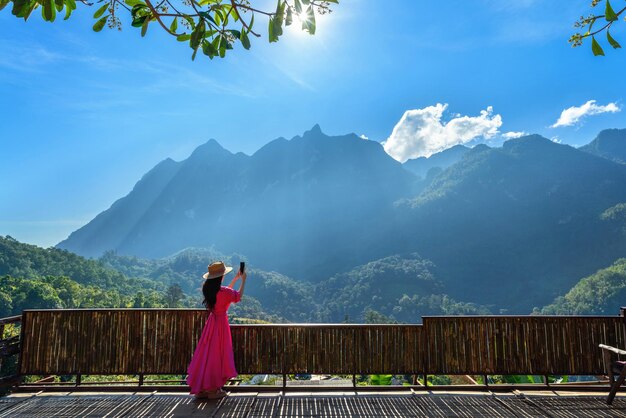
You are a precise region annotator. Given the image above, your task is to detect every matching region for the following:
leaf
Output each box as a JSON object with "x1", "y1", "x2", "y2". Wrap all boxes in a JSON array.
[
  {"x1": 268, "y1": 17, "x2": 277, "y2": 42},
  {"x1": 54, "y1": 0, "x2": 63, "y2": 13},
  {"x1": 202, "y1": 39, "x2": 217, "y2": 57},
  {"x1": 11, "y1": 0, "x2": 27, "y2": 17},
  {"x1": 0, "y1": 0, "x2": 10, "y2": 11},
  {"x1": 64, "y1": 0, "x2": 76, "y2": 20},
  {"x1": 170, "y1": 17, "x2": 178, "y2": 32},
  {"x1": 131, "y1": 15, "x2": 147, "y2": 27},
  {"x1": 285, "y1": 6, "x2": 292, "y2": 26},
  {"x1": 198, "y1": 11, "x2": 216, "y2": 25},
  {"x1": 124, "y1": 0, "x2": 143, "y2": 6},
  {"x1": 42, "y1": 0, "x2": 56, "y2": 21},
  {"x1": 18, "y1": 0, "x2": 37, "y2": 20},
  {"x1": 607, "y1": 30, "x2": 621, "y2": 48},
  {"x1": 273, "y1": 0, "x2": 284, "y2": 36},
  {"x1": 294, "y1": 0, "x2": 301, "y2": 14},
  {"x1": 605, "y1": 0, "x2": 618, "y2": 21},
  {"x1": 92, "y1": 15, "x2": 108, "y2": 32},
  {"x1": 302, "y1": 5, "x2": 315, "y2": 34},
  {"x1": 240, "y1": 29, "x2": 250, "y2": 49},
  {"x1": 141, "y1": 17, "x2": 149, "y2": 37},
  {"x1": 176, "y1": 33, "x2": 191, "y2": 41},
  {"x1": 190, "y1": 20, "x2": 205, "y2": 50},
  {"x1": 212, "y1": 34, "x2": 221, "y2": 50},
  {"x1": 93, "y1": 2, "x2": 108, "y2": 19},
  {"x1": 228, "y1": 29, "x2": 241, "y2": 38},
  {"x1": 592, "y1": 36, "x2": 605, "y2": 56}
]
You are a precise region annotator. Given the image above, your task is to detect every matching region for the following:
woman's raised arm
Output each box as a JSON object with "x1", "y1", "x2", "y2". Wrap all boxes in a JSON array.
[
  {"x1": 227, "y1": 272, "x2": 240, "y2": 289},
  {"x1": 237, "y1": 272, "x2": 247, "y2": 298}
]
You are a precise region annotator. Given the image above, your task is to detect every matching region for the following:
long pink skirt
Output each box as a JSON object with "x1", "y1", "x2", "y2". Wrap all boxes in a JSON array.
[{"x1": 186, "y1": 313, "x2": 238, "y2": 393}]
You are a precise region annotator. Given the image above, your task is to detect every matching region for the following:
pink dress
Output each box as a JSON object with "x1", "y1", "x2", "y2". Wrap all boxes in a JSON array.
[{"x1": 187, "y1": 286, "x2": 241, "y2": 393}]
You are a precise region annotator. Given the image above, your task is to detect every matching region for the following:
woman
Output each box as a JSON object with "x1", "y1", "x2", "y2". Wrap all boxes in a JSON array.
[{"x1": 187, "y1": 261, "x2": 247, "y2": 399}]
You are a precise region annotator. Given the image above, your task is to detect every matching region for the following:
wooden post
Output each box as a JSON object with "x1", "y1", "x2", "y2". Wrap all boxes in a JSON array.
[
  {"x1": 76, "y1": 374, "x2": 81, "y2": 387},
  {"x1": 544, "y1": 375, "x2": 550, "y2": 387},
  {"x1": 282, "y1": 328, "x2": 286, "y2": 390},
  {"x1": 484, "y1": 375, "x2": 488, "y2": 388},
  {"x1": 138, "y1": 374, "x2": 144, "y2": 387},
  {"x1": 352, "y1": 374, "x2": 356, "y2": 388},
  {"x1": 423, "y1": 374, "x2": 428, "y2": 388}
]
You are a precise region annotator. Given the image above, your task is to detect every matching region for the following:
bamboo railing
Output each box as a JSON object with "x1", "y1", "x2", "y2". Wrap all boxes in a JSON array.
[
  {"x1": 0, "y1": 315, "x2": 21, "y2": 386},
  {"x1": 10, "y1": 309, "x2": 626, "y2": 386}
]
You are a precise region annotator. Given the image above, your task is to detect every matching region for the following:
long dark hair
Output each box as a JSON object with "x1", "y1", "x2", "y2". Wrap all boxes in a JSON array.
[{"x1": 202, "y1": 276, "x2": 223, "y2": 311}]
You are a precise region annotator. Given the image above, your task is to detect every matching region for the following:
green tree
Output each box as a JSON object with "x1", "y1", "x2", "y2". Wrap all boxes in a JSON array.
[
  {"x1": 571, "y1": 0, "x2": 626, "y2": 55},
  {"x1": 1, "y1": 0, "x2": 338, "y2": 60},
  {"x1": 165, "y1": 283, "x2": 184, "y2": 307}
]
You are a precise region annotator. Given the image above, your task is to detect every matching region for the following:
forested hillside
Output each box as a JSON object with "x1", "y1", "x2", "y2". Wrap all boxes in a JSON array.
[
  {"x1": 0, "y1": 236, "x2": 166, "y2": 316},
  {"x1": 316, "y1": 254, "x2": 491, "y2": 323},
  {"x1": 539, "y1": 259, "x2": 626, "y2": 315},
  {"x1": 101, "y1": 248, "x2": 312, "y2": 322}
]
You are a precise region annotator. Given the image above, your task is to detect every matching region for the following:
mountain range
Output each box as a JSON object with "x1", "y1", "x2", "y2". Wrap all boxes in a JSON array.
[{"x1": 58, "y1": 127, "x2": 626, "y2": 314}]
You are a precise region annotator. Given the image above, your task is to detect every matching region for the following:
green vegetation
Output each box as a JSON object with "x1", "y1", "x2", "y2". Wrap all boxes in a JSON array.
[
  {"x1": 571, "y1": 0, "x2": 626, "y2": 56},
  {"x1": 0, "y1": 235, "x2": 168, "y2": 316},
  {"x1": 318, "y1": 254, "x2": 491, "y2": 323},
  {"x1": 0, "y1": 275, "x2": 165, "y2": 317},
  {"x1": 0, "y1": 236, "x2": 280, "y2": 321},
  {"x1": 2, "y1": 0, "x2": 337, "y2": 60},
  {"x1": 0, "y1": 235, "x2": 160, "y2": 291},
  {"x1": 539, "y1": 258, "x2": 626, "y2": 315}
]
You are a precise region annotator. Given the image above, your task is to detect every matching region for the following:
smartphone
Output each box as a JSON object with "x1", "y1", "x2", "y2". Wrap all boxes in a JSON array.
[{"x1": 239, "y1": 261, "x2": 245, "y2": 274}]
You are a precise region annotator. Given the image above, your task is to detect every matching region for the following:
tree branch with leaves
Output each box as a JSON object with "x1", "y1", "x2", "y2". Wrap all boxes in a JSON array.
[
  {"x1": 570, "y1": 0, "x2": 625, "y2": 56},
  {"x1": 0, "y1": 0, "x2": 338, "y2": 60}
]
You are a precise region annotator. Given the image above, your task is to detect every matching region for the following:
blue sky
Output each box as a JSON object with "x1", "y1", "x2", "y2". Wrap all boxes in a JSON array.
[{"x1": 1, "y1": 0, "x2": 626, "y2": 247}]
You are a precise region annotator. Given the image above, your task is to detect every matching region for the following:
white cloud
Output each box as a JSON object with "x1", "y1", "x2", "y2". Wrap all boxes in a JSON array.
[
  {"x1": 359, "y1": 134, "x2": 369, "y2": 140},
  {"x1": 383, "y1": 103, "x2": 503, "y2": 162},
  {"x1": 503, "y1": 131, "x2": 527, "y2": 139},
  {"x1": 551, "y1": 100, "x2": 620, "y2": 128}
]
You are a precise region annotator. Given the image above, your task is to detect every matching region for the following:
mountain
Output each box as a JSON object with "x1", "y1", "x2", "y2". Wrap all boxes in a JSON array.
[
  {"x1": 403, "y1": 144, "x2": 470, "y2": 178},
  {"x1": 59, "y1": 126, "x2": 419, "y2": 280},
  {"x1": 580, "y1": 128, "x2": 626, "y2": 164},
  {"x1": 396, "y1": 134, "x2": 626, "y2": 311},
  {"x1": 58, "y1": 128, "x2": 626, "y2": 315}
]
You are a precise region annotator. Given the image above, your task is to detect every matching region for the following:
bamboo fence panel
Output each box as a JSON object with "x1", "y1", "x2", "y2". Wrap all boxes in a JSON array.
[
  {"x1": 230, "y1": 325, "x2": 284, "y2": 374},
  {"x1": 353, "y1": 325, "x2": 423, "y2": 374},
  {"x1": 282, "y1": 326, "x2": 354, "y2": 374},
  {"x1": 423, "y1": 316, "x2": 625, "y2": 375}
]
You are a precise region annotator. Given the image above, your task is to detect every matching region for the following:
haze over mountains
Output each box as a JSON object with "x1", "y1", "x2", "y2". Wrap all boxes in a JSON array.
[{"x1": 58, "y1": 126, "x2": 626, "y2": 314}]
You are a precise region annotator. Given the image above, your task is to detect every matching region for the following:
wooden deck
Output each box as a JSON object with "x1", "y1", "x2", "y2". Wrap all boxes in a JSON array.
[{"x1": 1, "y1": 390, "x2": 626, "y2": 417}]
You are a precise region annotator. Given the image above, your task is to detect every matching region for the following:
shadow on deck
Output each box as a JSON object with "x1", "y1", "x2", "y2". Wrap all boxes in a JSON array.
[{"x1": 1, "y1": 390, "x2": 626, "y2": 417}]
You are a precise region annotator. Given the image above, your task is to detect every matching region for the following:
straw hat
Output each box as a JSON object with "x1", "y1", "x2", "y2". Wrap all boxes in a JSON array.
[{"x1": 202, "y1": 261, "x2": 233, "y2": 280}]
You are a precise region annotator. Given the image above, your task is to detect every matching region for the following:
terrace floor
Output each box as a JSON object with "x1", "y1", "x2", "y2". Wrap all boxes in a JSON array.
[{"x1": 1, "y1": 390, "x2": 626, "y2": 417}]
